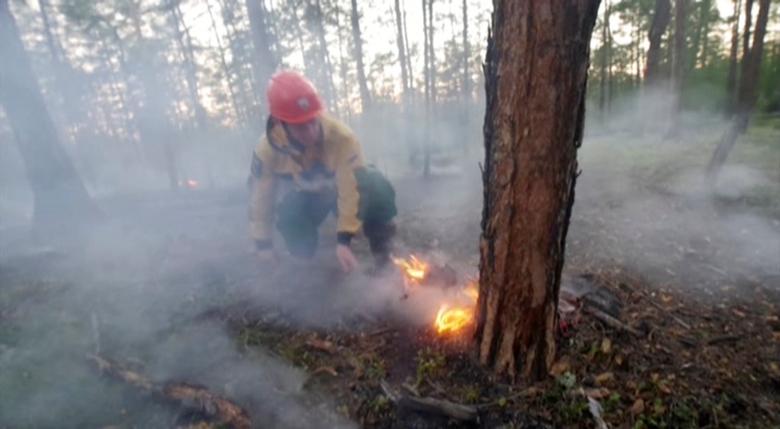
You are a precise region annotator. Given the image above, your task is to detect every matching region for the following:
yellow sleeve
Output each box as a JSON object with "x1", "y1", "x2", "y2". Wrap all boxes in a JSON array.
[
  {"x1": 248, "y1": 139, "x2": 276, "y2": 243},
  {"x1": 335, "y1": 134, "x2": 364, "y2": 239}
]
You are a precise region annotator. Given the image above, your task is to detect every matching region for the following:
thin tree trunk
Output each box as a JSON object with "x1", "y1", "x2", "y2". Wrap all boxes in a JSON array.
[
  {"x1": 335, "y1": 5, "x2": 352, "y2": 121},
  {"x1": 218, "y1": 0, "x2": 261, "y2": 119},
  {"x1": 0, "y1": 0, "x2": 98, "y2": 227},
  {"x1": 699, "y1": 0, "x2": 711, "y2": 68},
  {"x1": 421, "y1": 0, "x2": 431, "y2": 177},
  {"x1": 645, "y1": 0, "x2": 671, "y2": 84},
  {"x1": 350, "y1": 0, "x2": 371, "y2": 113},
  {"x1": 668, "y1": 0, "x2": 688, "y2": 137},
  {"x1": 245, "y1": 0, "x2": 278, "y2": 96},
  {"x1": 171, "y1": 1, "x2": 208, "y2": 132},
  {"x1": 690, "y1": 0, "x2": 705, "y2": 70},
  {"x1": 742, "y1": 0, "x2": 754, "y2": 62},
  {"x1": 394, "y1": 0, "x2": 410, "y2": 100},
  {"x1": 462, "y1": 0, "x2": 469, "y2": 102},
  {"x1": 427, "y1": 0, "x2": 435, "y2": 104},
  {"x1": 599, "y1": 0, "x2": 610, "y2": 112},
  {"x1": 725, "y1": 0, "x2": 741, "y2": 115},
  {"x1": 478, "y1": 0, "x2": 600, "y2": 381},
  {"x1": 460, "y1": 0, "x2": 470, "y2": 151},
  {"x1": 205, "y1": 0, "x2": 244, "y2": 124},
  {"x1": 707, "y1": 0, "x2": 770, "y2": 178},
  {"x1": 402, "y1": 0, "x2": 414, "y2": 94}
]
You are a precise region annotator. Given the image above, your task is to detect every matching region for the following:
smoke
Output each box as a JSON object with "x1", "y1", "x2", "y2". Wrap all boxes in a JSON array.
[{"x1": 570, "y1": 86, "x2": 780, "y2": 291}]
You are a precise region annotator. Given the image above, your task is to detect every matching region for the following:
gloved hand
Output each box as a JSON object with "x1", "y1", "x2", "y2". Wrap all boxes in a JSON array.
[{"x1": 336, "y1": 244, "x2": 359, "y2": 273}]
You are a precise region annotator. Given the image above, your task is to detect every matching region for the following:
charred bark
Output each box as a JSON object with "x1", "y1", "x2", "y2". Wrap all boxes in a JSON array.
[
  {"x1": 0, "y1": 0, "x2": 99, "y2": 228},
  {"x1": 645, "y1": 0, "x2": 671, "y2": 84},
  {"x1": 477, "y1": 0, "x2": 599, "y2": 381}
]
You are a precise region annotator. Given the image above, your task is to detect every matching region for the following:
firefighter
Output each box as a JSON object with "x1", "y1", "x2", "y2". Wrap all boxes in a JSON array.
[{"x1": 249, "y1": 71, "x2": 397, "y2": 273}]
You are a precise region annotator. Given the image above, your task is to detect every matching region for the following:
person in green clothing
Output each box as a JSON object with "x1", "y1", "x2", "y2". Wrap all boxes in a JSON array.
[{"x1": 248, "y1": 71, "x2": 397, "y2": 273}]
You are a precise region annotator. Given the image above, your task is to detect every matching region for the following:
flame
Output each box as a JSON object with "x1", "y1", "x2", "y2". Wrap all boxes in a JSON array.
[
  {"x1": 392, "y1": 255, "x2": 428, "y2": 284},
  {"x1": 463, "y1": 281, "x2": 479, "y2": 302},
  {"x1": 435, "y1": 304, "x2": 474, "y2": 334},
  {"x1": 179, "y1": 179, "x2": 200, "y2": 189}
]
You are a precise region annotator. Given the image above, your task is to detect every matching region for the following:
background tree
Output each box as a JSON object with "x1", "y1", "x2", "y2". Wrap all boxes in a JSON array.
[
  {"x1": 476, "y1": 0, "x2": 600, "y2": 380},
  {"x1": 707, "y1": 0, "x2": 771, "y2": 177},
  {"x1": 645, "y1": 0, "x2": 671, "y2": 84},
  {"x1": 0, "y1": 0, "x2": 98, "y2": 227}
]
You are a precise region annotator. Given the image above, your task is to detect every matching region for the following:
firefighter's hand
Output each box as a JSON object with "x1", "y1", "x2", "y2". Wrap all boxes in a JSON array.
[{"x1": 336, "y1": 244, "x2": 359, "y2": 273}]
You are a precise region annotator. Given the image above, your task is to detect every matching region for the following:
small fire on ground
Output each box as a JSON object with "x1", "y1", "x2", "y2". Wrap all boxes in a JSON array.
[
  {"x1": 179, "y1": 179, "x2": 200, "y2": 189},
  {"x1": 392, "y1": 254, "x2": 478, "y2": 336}
]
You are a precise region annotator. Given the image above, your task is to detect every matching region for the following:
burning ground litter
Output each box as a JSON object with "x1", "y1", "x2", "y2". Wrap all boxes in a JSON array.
[{"x1": 1, "y1": 135, "x2": 779, "y2": 428}]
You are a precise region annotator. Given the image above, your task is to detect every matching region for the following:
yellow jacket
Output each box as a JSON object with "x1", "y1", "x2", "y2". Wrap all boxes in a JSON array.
[{"x1": 248, "y1": 114, "x2": 364, "y2": 244}]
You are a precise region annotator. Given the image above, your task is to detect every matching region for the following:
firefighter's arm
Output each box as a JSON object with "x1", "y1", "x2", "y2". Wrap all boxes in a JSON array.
[
  {"x1": 248, "y1": 140, "x2": 276, "y2": 250},
  {"x1": 334, "y1": 137, "x2": 364, "y2": 247}
]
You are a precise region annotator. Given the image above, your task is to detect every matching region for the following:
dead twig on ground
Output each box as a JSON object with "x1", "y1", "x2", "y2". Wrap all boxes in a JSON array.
[
  {"x1": 584, "y1": 306, "x2": 643, "y2": 337},
  {"x1": 380, "y1": 380, "x2": 478, "y2": 422},
  {"x1": 87, "y1": 354, "x2": 251, "y2": 429}
]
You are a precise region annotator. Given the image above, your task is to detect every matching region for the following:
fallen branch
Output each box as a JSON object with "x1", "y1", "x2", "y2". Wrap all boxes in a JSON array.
[
  {"x1": 87, "y1": 354, "x2": 251, "y2": 429},
  {"x1": 705, "y1": 335, "x2": 740, "y2": 346},
  {"x1": 380, "y1": 380, "x2": 478, "y2": 422},
  {"x1": 641, "y1": 291, "x2": 692, "y2": 330},
  {"x1": 584, "y1": 306, "x2": 643, "y2": 337}
]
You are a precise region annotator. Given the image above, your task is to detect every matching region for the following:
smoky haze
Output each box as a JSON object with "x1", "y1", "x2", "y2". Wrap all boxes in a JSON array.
[{"x1": 1, "y1": 0, "x2": 779, "y2": 427}]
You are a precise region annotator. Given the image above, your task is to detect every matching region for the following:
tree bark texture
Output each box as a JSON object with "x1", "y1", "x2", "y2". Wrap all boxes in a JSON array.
[
  {"x1": 477, "y1": 0, "x2": 599, "y2": 381},
  {"x1": 0, "y1": 0, "x2": 98, "y2": 227},
  {"x1": 645, "y1": 0, "x2": 671, "y2": 84}
]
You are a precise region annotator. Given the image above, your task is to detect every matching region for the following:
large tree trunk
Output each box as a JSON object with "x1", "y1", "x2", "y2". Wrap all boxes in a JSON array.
[
  {"x1": 645, "y1": 0, "x2": 671, "y2": 84},
  {"x1": 476, "y1": 0, "x2": 599, "y2": 381},
  {"x1": 725, "y1": 0, "x2": 741, "y2": 115},
  {"x1": 350, "y1": 0, "x2": 371, "y2": 113},
  {"x1": 707, "y1": 0, "x2": 770, "y2": 178},
  {"x1": 0, "y1": 0, "x2": 98, "y2": 227}
]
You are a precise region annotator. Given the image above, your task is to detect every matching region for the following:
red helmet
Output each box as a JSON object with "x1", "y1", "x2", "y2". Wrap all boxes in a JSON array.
[{"x1": 266, "y1": 71, "x2": 324, "y2": 124}]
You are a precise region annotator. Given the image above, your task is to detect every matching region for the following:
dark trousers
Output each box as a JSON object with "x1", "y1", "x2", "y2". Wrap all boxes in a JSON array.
[{"x1": 275, "y1": 167, "x2": 397, "y2": 258}]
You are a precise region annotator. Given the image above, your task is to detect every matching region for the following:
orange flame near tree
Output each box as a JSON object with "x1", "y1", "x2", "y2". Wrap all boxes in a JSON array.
[
  {"x1": 392, "y1": 255, "x2": 429, "y2": 284},
  {"x1": 435, "y1": 304, "x2": 474, "y2": 334},
  {"x1": 393, "y1": 254, "x2": 480, "y2": 336}
]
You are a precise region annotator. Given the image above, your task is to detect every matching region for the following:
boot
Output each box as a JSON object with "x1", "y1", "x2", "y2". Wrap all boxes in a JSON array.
[{"x1": 364, "y1": 221, "x2": 396, "y2": 277}]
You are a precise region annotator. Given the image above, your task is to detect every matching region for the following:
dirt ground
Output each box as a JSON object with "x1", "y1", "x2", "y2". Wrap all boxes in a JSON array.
[{"x1": 1, "y1": 121, "x2": 779, "y2": 429}]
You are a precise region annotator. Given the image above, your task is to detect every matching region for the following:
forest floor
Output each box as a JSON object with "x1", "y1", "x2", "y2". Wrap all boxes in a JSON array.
[{"x1": 0, "y1": 118, "x2": 779, "y2": 429}]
